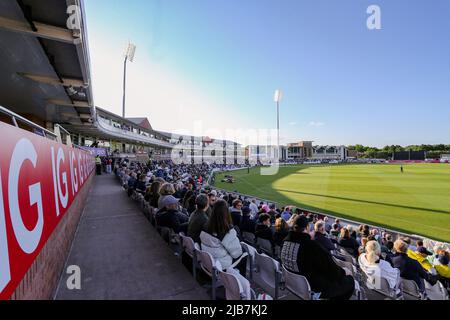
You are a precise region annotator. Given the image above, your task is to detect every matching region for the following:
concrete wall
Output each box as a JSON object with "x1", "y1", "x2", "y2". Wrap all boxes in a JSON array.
[{"x1": 9, "y1": 175, "x2": 93, "y2": 300}]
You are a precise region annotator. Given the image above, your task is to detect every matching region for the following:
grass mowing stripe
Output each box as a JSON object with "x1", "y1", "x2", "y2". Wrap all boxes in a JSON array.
[{"x1": 214, "y1": 164, "x2": 450, "y2": 242}]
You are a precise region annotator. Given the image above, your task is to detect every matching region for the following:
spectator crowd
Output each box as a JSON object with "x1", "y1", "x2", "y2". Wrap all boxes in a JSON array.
[{"x1": 115, "y1": 159, "x2": 450, "y2": 300}]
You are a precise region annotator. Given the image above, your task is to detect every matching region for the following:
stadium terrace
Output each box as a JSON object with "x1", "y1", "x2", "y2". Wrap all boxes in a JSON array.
[{"x1": 0, "y1": 0, "x2": 448, "y2": 303}]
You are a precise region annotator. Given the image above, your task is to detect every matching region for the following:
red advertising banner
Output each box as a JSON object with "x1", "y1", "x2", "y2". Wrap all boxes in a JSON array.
[{"x1": 0, "y1": 122, "x2": 95, "y2": 300}]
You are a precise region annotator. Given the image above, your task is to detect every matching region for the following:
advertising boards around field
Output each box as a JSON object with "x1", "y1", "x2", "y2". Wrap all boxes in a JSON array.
[{"x1": 0, "y1": 122, "x2": 95, "y2": 300}]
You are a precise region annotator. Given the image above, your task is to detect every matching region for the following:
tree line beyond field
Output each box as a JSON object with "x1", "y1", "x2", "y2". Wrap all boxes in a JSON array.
[{"x1": 347, "y1": 144, "x2": 450, "y2": 159}]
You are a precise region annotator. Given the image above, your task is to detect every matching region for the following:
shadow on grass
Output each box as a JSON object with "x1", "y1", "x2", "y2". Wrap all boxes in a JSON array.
[
  {"x1": 276, "y1": 189, "x2": 450, "y2": 215},
  {"x1": 214, "y1": 164, "x2": 450, "y2": 242}
]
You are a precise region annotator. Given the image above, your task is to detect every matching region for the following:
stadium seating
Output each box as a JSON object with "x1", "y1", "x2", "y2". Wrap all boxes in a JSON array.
[
  {"x1": 401, "y1": 278, "x2": 423, "y2": 300},
  {"x1": 218, "y1": 270, "x2": 254, "y2": 300},
  {"x1": 253, "y1": 251, "x2": 283, "y2": 300},
  {"x1": 282, "y1": 265, "x2": 315, "y2": 300},
  {"x1": 425, "y1": 281, "x2": 449, "y2": 300},
  {"x1": 241, "y1": 242, "x2": 257, "y2": 280},
  {"x1": 242, "y1": 232, "x2": 256, "y2": 245},
  {"x1": 115, "y1": 160, "x2": 450, "y2": 301},
  {"x1": 179, "y1": 233, "x2": 201, "y2": 280},
  {"x1": 197, "y1": 249, "x2": 220, "y2": 300},
  {"x1": 256, "y1": 238, "x2": 274, "y2": 257}
]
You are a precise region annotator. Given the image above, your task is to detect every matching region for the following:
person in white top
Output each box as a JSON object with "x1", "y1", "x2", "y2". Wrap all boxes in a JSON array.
[
  {"x1": 359, "y1": 240, "x2": 401, "y2": 294},
  {"x1": 249, "y1": 199, "x2": 259, "y2": 219}
]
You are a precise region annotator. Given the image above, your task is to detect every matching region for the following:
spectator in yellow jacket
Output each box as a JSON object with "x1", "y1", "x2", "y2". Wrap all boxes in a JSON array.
[
  {"x1": 408, "y1": 247, "x2": 434, "y2": 272},
  {"x1": 435, "y1": 254, "x2": 450, "y2": 279}
]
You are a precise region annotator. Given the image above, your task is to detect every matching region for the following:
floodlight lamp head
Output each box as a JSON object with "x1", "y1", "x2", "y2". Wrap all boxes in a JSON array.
[
  {"x1": 274, "y1": 89, "x2": 283, "y2": 103},
  {"x1": 125, "y1": 43, "x2": 136, "y2": 62}
]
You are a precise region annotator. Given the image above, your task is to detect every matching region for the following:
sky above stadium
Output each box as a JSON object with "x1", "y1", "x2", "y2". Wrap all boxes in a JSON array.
[{"x1": 85, "y1": 0, "x2": 450, "y2": 147}]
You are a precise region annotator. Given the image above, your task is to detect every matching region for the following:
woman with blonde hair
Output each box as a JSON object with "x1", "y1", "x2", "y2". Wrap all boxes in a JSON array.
[
  {"x1": 287, "y1": 213, "x2": 298, "y2": 228},
  {"x1": 359, "y1": 240, "x2": 401, "y2": 292}
]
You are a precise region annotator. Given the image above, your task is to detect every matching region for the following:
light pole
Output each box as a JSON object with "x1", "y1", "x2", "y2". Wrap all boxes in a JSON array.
[
  {"x1": 274, "y1": 89, "x2": 283, "y2": 161},
  {"x1": 122, "y1": 42, "x2": 136, "y2": 118}
]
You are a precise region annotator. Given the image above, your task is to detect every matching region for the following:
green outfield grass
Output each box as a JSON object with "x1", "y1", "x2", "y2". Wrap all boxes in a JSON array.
[{"x1": 214, "y1": 164, "x2": 450, "y2": 242}]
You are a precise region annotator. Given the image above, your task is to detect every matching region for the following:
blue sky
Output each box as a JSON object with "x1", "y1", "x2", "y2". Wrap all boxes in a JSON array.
[{"x1": 85, "y1": 0, "x2": 450, "y2": 147}]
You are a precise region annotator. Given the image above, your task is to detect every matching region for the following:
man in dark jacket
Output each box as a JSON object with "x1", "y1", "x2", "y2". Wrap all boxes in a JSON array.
[
  {"x1": 281, "y1": 216, "x2": 355, "y2": 300},
  {"x1": 240, "y1": 206, "x2": 256, "y2": 234},
  {"x1": 255, "y1": 214, "x2": 274, "y2": 243},
  {"x1": 187, "y1": 194, "x2": 209, "y2": 243},
  {"x1": 155, "y1": 195, "x2": 189, "y2": 234},
  {"x1": 313, "y1": 221, "x2": 336, "y2": 252},
  {"x1": 390, "y1": 240, "x2": 437, "y2": 292}
]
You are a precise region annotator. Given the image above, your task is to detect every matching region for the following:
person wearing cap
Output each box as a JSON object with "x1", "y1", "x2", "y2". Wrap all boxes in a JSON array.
[
  {"x1": 155, "y1": 195, "x2": 189, "y2": 234},
  {"x1": 408, "y1": 246, "x2": 435, "y2": 272},
  {"x1": 280, "y1": 216, "x2": 355, "y2": 300},
  {"x1": 390, "y1": 240, "x2": 438, "y2": 292}
]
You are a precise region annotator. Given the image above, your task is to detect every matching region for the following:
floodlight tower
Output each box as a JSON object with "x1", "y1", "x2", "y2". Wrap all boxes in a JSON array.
[
  {"x1": 122, "y1": 42, "x2": 136, "y2": 118},
  {"x1": 274, "y1": 89, "x2": 283, "y2": 160}
]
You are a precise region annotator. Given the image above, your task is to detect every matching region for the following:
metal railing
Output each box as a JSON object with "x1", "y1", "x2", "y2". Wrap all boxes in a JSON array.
[
  {"x1": 0, "y1": 105, "x2": 57, "y2": 140},
  {"x1": 96, "y1": 117, "x2": 173, "y2": 148}
]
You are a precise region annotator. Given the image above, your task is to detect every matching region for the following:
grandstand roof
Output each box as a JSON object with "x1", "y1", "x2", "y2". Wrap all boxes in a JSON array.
[
  {"x1": 0, "y1": 0, "x2": 94, "y2": 126},
  {"x1": 127, "y1": 117, "x2": 153, "y2": 130}
]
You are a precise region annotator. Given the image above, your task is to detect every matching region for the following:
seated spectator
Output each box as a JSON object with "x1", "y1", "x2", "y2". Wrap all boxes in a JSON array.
[
  {"x1": 135, "y1": 174, "x2": 147, "y2": 194},
  {"x1": 185, "y1": 193, "x2": 197, "y2": 215},
  {"x1": 334, "y1": 219, "x2": 342, "y2": 231},
  {"x1": 384, "y1": 240, "x2": 395, "y2": 265},
  {"x1": 338, "y1": 228, "x2": 359, "y2": 257},
  {"x1": 429, "y1": 244, "x2": 449, "y2": 266},
  {"x1": 144, "y1": 181, "x2": 161, "y2": 208},
  {"x1": 313, "y1": 220, "x2": 336, "y2": 252},
  {"x1": 287, "y1": 213, "x2": 298, "y2": 228},
  {"x1": 155, "y1": 195, "x2": 189, "y2": 234},
  {"x1": 281, "y1": 208, "x2": 292, "y2": 222},
  {"x1": 390, "y1": 240, "x2": 437, "y2": 292},
  {"x1": 359, "y1": 241, "x2": 401, "y2": 293},
  {"x1": 187, "y1": 194, "x2": 210, "y2": 243},
  {"x1": 255, "y1": 213, "x2": 274, "y2": 243},
  {"x1": 240, "y1": 206, "x2": 256, "y2": 234},
  {"x1": 408, "y1": 247, "x2": 435, "y2": 272},
  {"x1": 358, "y1": 237, "x2": 368, "y2": 256},
  {"x1": 127, "y1": 172, "x2": 137, "y2": 196},
  {"x1": 206, "y1": 192, "x2": 217, "y2": 217},
  {"x1": 158, "y1": 183, "x2": 176, "y2": 210},
  {"x1": 330, "y1": 223, "x2": 340, "y2": 241},
  {"x1": 268, "y1": 204, "x2": 278, "y2": 224},
  {"x1": 324, "y1": 216, "x2": 332, "y2": 234},
  {"x1": 249, "y1": 199, "x2": 259, "y2": 218},
  {"x1": 281, "y1": 216, "x2": 355, "y2": 300},
  {"x1": 182, "y1": 190, "x2": 195, "y2": 210},
  {"x1": 435, "y1": 253, "x2": 450, "y2": 289},
  {"x1": 200, "y1": 200, "x2": 246, "y2": 274},
  {"x1": 274, "y1": 218, "x2": 290, "y2": 247},
  {"x1": 229, "y1": 199, "x2": 243, "y2": 228},
  {"x1": 402, "y1": 237, "x2": 417, "y2": 252}
]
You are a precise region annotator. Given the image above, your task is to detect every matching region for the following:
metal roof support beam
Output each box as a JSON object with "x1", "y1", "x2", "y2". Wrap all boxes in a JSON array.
[
  {"x1": 18, "y1": 73, "x2": 86, "y2": 87},
  {"x1": 47, "y1": 99, "x2": 90, "y2": 108},
  {"x1": 0, "y1": 16, "x2": 75, "y2": 44}
]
